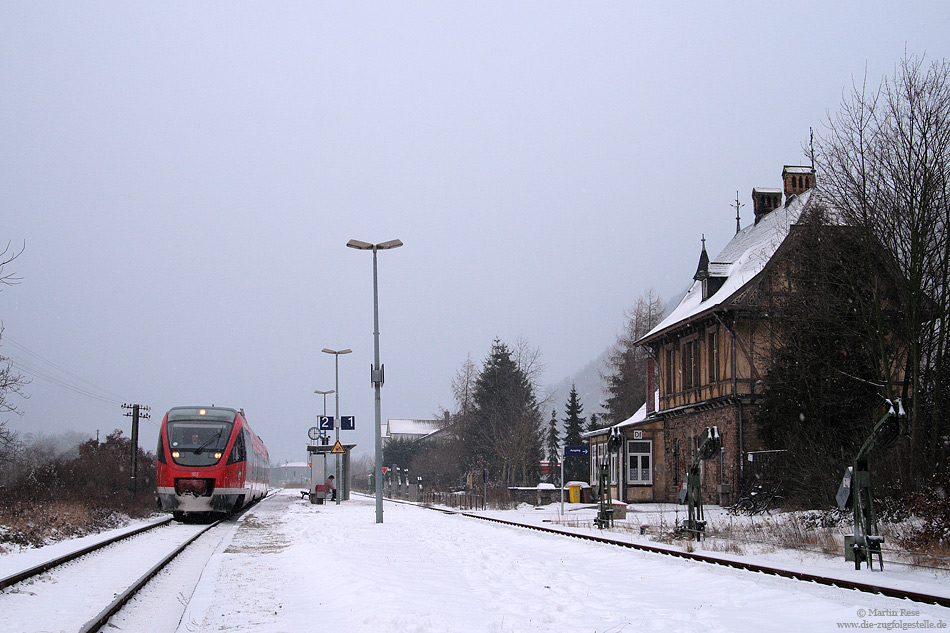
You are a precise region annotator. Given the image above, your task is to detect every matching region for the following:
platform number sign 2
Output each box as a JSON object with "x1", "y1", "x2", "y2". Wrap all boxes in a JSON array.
[{"x1": 319, "y1": 416, "x2": 334, "y2": 431}]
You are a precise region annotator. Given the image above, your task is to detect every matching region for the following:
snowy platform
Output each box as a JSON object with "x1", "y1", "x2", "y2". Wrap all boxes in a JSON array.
[{"x1": 170, "y1": 490, "x2": 949, "y2": 632}]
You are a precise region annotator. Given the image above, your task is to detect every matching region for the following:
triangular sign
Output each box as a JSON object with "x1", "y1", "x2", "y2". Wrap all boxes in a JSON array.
[{"x1": 330, "y1": 440, "x2": 346, "y2": 454}]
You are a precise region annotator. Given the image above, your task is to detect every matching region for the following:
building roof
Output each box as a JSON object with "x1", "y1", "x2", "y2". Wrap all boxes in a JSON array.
[
  {"x1": 639, "y1": 189, "x2": 814, "y2": 344},
  {"x1": 385, "y1": 418, "x2": 443, "y2": 438},
  {"x1": 783, "y1": 165, "x2": 813, "y2": 174},
  {"x1": 584, "y1": 391, "x2": 659, "y2": 438},
  {"x1": 273, "y1": 461, "x2": 309, "y2": 469}
]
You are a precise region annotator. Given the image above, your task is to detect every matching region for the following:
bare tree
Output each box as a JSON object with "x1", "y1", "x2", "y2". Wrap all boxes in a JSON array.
[
  {"x1": 0, "y1": 242, "x2": 24, "y2": 288},
  {"x1": 601, "y1": 288, "x2": 664, "y2": 424},
  {"x1": 512, "y1": 336, "x2": 551, "y2": 410},
  {"x1": 813, "y1": 52, "x2": 950, "y2": 486},
  {"x1": 0, "y1": 243, "x2": 28, "y2": 468},
  {"x1": 451, "y1": 355, "x2": 478, "y2": 418}
]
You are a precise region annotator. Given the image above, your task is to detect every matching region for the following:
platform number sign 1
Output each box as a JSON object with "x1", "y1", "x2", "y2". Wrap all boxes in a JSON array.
[
  {"x1": 341, "y1": 416, "x2": 355, "y2": 430},
  {"x1": 319, "y1": 415, "x2": 335, "y2": 431}
]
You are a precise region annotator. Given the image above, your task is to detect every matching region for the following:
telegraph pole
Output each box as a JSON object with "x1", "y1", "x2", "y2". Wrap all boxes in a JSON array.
[{"x1": 122, "y1": 403, "x2": 150, "y2": 497}]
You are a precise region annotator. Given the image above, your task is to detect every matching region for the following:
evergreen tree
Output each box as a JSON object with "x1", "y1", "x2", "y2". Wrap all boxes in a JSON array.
[
  {"x1": 545, "y1": 408, "x2": 560, "y2": 485},
  {"x1": 562, "y1": 385, "x2": 587, "y2": 483},
  {"x1": 586, "y1": 412, "x2": 601, "y2": 434},
  {"x1": 465, "y1": 339, "x2": 544, "y2": 487}
]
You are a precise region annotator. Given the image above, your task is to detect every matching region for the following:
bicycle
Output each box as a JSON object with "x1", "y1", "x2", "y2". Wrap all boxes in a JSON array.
[{"x1": 729, "y1": 485, "x2": 785, "y2": 515}]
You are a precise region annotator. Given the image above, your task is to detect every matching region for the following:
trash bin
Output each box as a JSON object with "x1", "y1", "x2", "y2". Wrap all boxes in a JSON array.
[
  {"x1": 568, "y1": 483, "x2": 582, "y2": 503},
  {"x1": 311, "y1": 484, "x2": 327, "y2": 505}
]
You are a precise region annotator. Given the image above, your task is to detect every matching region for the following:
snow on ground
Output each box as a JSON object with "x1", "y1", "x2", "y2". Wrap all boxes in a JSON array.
[
  {"x1": 0, "y1": 513, "x2": 168, "y2": 579},
  {"x1": 174, "y1": 490, "x2": 950, "y2": 632},
  {"x1": 482, "y1": 501, "x2": 950, "y2": 601}
]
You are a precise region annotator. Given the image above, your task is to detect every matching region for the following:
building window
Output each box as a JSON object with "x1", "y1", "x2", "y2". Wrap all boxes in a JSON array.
[
  {"x1": 591, "y1": 442, "x2": 602, "y2": 483},
  {"x1": 682, "y1": 339, "x2": 700, "y2": 390},
  {"x1": 627, "y1": 440, "x2": 653, "y2": 484},
  {"x1": 708, "y1": 331, "x2": 719, "y2": 383}
]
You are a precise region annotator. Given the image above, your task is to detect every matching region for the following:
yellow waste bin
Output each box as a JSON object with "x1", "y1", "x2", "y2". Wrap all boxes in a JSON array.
[{"x1": 568, "y1": 483, "x2": 582, "y2": 503}]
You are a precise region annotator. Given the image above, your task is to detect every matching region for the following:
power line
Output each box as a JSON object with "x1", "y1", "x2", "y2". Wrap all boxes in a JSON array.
[
  {"x1": 9, "y1": 357, "x2": 123, "y2": 406},
  {"x1": 1, "y1": 336, "x2": 140, "y2": 413},
  {"x1": 2, "y1": 336, "x2": 129, "y2": 402}
]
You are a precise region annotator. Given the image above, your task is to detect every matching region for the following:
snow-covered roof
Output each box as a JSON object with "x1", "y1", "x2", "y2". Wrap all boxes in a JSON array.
[
  {"x1": 385, "y1": 418, "x2": 443, "y2": 437},
  {"x1": 783, "y1": 165, "x2": 813, "y2": 174},
  {"x1": 752, "y1": 187, "x2": 782, "y2": 194},
  {"x1": 584, "y1": 391, "x2": 659, "y2": 437},
  {"x1": 617, "y1": 390, "x2": 660, "y2": 429},
  {"x1": 640, "y1": 190, "x2": 814, "y2": 343}
]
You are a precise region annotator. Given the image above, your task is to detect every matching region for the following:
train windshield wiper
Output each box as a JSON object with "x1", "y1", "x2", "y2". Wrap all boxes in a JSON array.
[{"x1": 194, "y1": 429, "x2": 223, "y2": 454}]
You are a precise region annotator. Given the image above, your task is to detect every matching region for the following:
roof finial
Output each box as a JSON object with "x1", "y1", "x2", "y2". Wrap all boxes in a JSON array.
[
  {"x1": 810, "y1": 127, "x2": 815, "y2": 172},
  {"x1": 701, "y1": 233, "x2": 706, "y2": 250}
]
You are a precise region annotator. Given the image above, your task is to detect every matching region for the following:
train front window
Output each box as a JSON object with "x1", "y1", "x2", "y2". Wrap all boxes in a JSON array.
[{"x1": 167, "y1": 420, "x2": 233, "y2": 467}]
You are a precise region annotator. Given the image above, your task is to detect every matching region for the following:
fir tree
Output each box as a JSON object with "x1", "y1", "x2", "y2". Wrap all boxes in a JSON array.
[
  {"x1": 464, "y1": 339, "x2": 544, "y2": 487},
  {"x1": 562, "y1": 385, "x2": 587, "y2": 483},
  {"x1": 586, "y1": 412, "x2": 601, "y2": 434}
]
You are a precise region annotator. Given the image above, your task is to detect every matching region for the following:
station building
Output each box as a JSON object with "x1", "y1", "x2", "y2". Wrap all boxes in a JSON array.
[{"x1": 588, "y1": 166, "x2": 818, "y2": 505}]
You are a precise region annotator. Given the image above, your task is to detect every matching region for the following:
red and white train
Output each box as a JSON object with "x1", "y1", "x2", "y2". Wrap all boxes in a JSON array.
[{"x1": 156, "y1": 406, "x2": 269, "y2": 520}]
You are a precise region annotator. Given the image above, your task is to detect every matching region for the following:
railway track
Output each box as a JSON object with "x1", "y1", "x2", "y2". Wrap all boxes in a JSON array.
[
  {"x1": 0, "y1": 491, "x2": 280, "y2": 633},
  {"x1": 0, "y1": 516, "x2": 173, "y2": 591},
  {"x1": 460, "y1": 512, "x2": 950, "y2": 609},
  {"x1": 0, "y1": 517, "x2": 223, "y2": 633}
]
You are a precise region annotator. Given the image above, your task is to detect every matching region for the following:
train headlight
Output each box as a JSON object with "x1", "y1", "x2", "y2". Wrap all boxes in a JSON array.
[
  {"x1": 214, "y1": 452, "x2": 222, "y2": 459},
  {"x1": 172, "y1": 451, "x2": 180, "y2": 458}
]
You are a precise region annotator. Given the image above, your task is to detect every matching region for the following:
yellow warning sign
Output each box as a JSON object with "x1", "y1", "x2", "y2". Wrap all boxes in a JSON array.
[{"x1": 330, "y1": 440, "x2": 346, "y2": 454}]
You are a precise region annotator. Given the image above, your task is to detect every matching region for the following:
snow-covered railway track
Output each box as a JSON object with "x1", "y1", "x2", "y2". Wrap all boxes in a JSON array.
[
  {"x1": 0, "y1": 519, "x2": 222, "y2": 633},
  {"x1": 462, "y1": 513, "x2": 950, "y2": 609},
  {"x1": 0, "y1": 516, "x2": 173, "y2": 591}
]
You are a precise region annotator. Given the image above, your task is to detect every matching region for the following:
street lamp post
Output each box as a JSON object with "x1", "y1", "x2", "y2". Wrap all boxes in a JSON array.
[
  {"x1": 313, "y1": 389, "x2": 334, "y2": 444},
  {"x1": 322, "y1": 348, "x2": 351, "y2": 505},
  {"x1": 347, "y1": 238, "x2": 402, "y2": 524}
]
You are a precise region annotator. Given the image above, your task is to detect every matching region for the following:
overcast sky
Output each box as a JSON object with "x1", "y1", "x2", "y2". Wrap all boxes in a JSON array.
[{"x1": 2, "y1": 2, "x2": 947, "y2": 465}]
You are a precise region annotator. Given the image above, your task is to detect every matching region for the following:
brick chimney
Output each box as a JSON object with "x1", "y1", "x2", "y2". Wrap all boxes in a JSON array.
[
  {"x1": 782, "y1": 165, "x2": 815, "y2": 202},
  {"x1": 646, "y1": 356, "x2": 655, "y2": 415},
  {"x1": 751, "y1": 187, "x2": 782, "y2": 224}
]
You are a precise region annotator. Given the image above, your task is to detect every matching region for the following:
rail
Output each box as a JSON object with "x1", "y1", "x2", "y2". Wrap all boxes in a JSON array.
[
  {"x1": 77, "y1": 518, "x2": 223, "y2": 633},
  {"x1": 0, "y1": 516, "x2": 173, "y2": 590},
  {"x1": 460, "y1": 513, "x2": 950, "y2": 609}
]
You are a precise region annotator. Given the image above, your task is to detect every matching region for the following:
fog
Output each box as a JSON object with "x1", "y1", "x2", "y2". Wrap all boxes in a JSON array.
[{"x1": 2, "y1": 2, "x2": 947, "y2": 464}]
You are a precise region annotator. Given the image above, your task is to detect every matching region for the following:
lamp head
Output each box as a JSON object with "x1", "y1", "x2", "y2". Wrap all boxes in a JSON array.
[{"x1": 346, "y1": 239, "x2": 373, "y2": 250}]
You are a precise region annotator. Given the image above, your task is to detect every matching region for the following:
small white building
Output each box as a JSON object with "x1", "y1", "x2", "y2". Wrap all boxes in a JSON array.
[
  {"x1": 382, "y1": 419, "x2": 445, "y2": 446},
  {"x1": 270, "y1": 461, "x2": 311, "y2": 488}
]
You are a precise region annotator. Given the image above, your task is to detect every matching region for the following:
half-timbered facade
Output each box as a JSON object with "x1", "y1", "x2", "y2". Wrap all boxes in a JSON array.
[{"x1": 591, "y1": 166, "x2": 819, "y2": 504}]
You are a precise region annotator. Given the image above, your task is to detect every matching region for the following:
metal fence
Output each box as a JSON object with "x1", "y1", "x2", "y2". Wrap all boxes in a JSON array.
[{"x1": 421, "y1": 491, "x2": 485, "y2": 511}]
